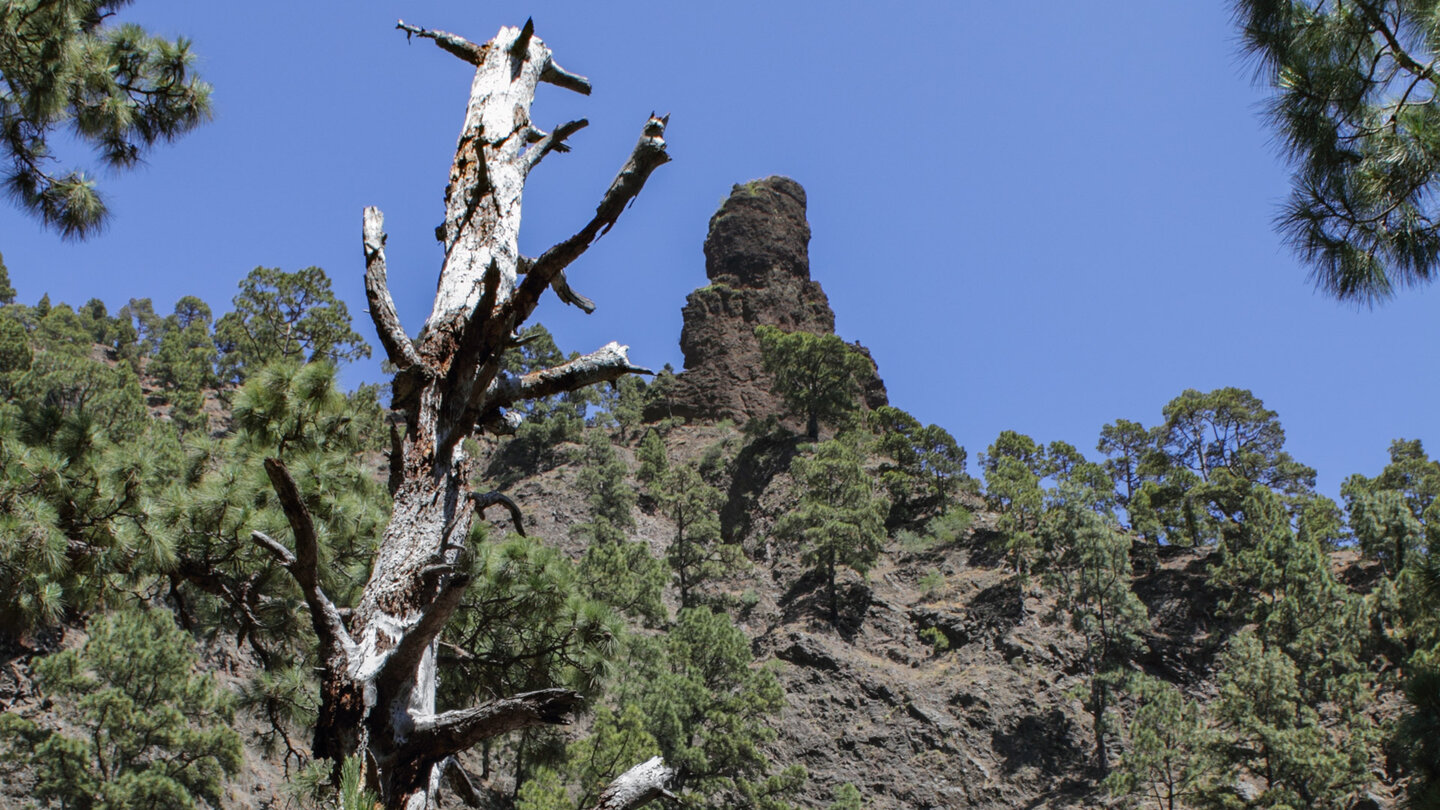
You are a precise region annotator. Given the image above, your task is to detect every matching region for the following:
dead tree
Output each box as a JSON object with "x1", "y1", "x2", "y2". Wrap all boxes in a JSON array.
[{"x1": 250, "y1": 19, "x2": 673, "y2": 810}]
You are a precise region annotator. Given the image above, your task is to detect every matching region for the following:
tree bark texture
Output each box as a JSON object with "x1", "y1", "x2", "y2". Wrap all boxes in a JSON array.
[{"x1": 260, "y1": 19, "x2": 671, "y2": 809}]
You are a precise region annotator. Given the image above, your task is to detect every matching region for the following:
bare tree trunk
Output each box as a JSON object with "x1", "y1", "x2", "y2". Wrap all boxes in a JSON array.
[{"x1": 252, "y1": 19, "x2": 672, "y2": 810}]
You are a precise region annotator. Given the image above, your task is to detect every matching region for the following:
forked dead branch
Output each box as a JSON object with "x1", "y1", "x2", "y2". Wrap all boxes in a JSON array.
[{"x1": 253, "y1": 18, "x2": 673, "y2": 809}]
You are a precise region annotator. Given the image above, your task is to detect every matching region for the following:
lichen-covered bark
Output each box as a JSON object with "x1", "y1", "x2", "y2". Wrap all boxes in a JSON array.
[{"x1": 258, "y1": 19, "x2": 673, "y2": 809}]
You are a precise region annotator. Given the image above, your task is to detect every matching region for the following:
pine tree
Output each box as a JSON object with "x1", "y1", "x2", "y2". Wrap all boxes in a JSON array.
[
  {"x1": 0, "y1": 310, "x2": 30, "y2": 376},
  {"x1": 1234, "y1": 0, "x2": 1440, "y2": 302},
  {"x1": 440, "y1": 531, "x2": 623, "y2": 718},
  {"x1": 151, "y1": 296, "x2": 218, "y2": 433},
  {"x1": 655, "y1": 461, "x2": 745, "y2": 609},
  {"x1": 576, "y1": 429, "x2": 637, "y2": 530},
  {"x1": 1040, "y1": 476, "x2": 1149, "y2": 773},
  {"x1": 497, "y1": 324, "x2": 592, "y2": 469},
  {"x1": 1105, "y1": 674, "x2": 1216, "y2": 810},
  {"x1": 517, "y1": 704, "x2": 663, "y2": 810},
  {"x1": 635, "y1": 429, "x2": 669, "y2": 489},
  {"x1": 775, "y1": 439, "x2": 887, "y2": 623},
  {"x1": 213, "y1": 266, "x2": 369, "y2": 383},
  {"x1": 620, "y1": 607, "x2": 804, "y2": 807},
  {"x1": 0, "y1": 607, "x2": 242, "y2": 809},
  {"x1": 0, "y1": 252, "x2": 14, "y2": 304},
  {"x1": 1097, "y1": 418, "x2": 1156, "y2": 514},
  {"x1": 595, "y1": 374, "x2": 648, "y2": 439},
  {"x1": 0, "y1": 0, "x2": 211, "y2": 237},
  {"x1": 869, "y1": 405, "x2": 967, "y2": 524},
  {"x1": 0, "y1": 309, "x2": 156, "y2": 631},
  {"x1": 755, "y1": 325, "x2": 873, "y2": 440},
  {"x1": 981, "y1": 431, "x2": 1047, "y2": 578},
  {"x1": 829, "y1": 783, "x2": 865, "y2": 809},
  {"x1": 154, "y1": 361, "x2": 389, "y2": 659},
  {"x1": 1209, "y1": 630, "x2": 1371, "y2": 809}
]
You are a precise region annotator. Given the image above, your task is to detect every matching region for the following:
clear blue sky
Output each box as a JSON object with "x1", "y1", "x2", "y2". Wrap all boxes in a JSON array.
[{"x1": 4, "y1": 2, "x2": 1435, "y2": 499}]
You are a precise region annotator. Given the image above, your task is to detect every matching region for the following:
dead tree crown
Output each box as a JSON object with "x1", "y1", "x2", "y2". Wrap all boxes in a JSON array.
[{"x1": 250, "y1": 18, "x2": 674, "y2": 809}]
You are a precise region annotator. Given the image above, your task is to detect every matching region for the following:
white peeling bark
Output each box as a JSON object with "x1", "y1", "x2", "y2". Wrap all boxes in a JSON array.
[
  {"x1": 253, "y1": 18, "x2": 674, "y2": 810},
  {"x1": 421, "y1": 21, "x2": 591, "y2": 338},
  {"x1": 590, "y1": 757, "x2": 677, "y2": 810}
]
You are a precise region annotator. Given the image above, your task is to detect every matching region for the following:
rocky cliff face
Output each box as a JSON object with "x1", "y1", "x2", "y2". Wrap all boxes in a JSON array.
[{"x1": 666, "y1": 176, "x2": 887, "y2": 424}]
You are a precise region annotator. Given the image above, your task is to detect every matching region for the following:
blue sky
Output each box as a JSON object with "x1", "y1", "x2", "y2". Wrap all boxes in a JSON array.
[{"x1": 3, "y1": 2, "x2": 1436, "y2": 498}]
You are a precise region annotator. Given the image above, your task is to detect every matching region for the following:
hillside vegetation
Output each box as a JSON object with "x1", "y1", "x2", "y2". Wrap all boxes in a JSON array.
[{"x1": 0, "y1": 180, "x2": 1436, "y2": 810}]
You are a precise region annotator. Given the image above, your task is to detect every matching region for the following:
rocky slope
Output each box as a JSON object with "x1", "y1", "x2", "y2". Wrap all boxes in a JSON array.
[
  {"x1": 0, "y1": 178, "x2": 1402, "y2": 810},
  {"x1": 478, "y1": 176, "x2": 1400, "y2": 809}
]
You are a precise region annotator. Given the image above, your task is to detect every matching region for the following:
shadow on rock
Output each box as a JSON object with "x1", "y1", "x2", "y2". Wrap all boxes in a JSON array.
[{"x1": 992, "y1": 708, "x2": 1085, "y2": 778}]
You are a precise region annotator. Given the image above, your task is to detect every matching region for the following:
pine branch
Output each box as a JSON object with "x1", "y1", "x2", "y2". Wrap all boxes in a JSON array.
[
  {"x1": 540, "y1": 59, "x2": 592, "y2": 95},
  {"x1": 470, "y1": 490, "x2": 527, "y2": 536},
  {"x1": 395, "y1": 20, "x2": 489, "y2": 65},
  {"x1": 508, "y1": 114, "x2": 670, "y2": 325},
  {"x1": 524, "y1": 118, "x2": 589, "y2": 174},
  {"x1": 405, "y1": 689, "x2": 584, "y2": 761},
  {"x1": 250, "y1": 531, "x2": 352, "y2": 666},
  {"x1": 518, "y1": 254, "x2": 596, "y2": 313},
  {"x1": 373, "y1": 571, "x2": 471, "y2": 698},
  {"x1": 363, "y1": 207, "x2": 425, "y2": 371},
  {"x1": 475, "y1": 341, "x2": 651, "y2": 419},
  {"x1": 589, "y1": 757, "x2": 677, "y2": 810}
]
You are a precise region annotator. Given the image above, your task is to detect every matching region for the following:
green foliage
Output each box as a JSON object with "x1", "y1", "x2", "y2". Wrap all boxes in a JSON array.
[
  {"x1": 755, "y1": 325, "x2": 873, "y2": 440},
  {"x1": 1208, "y1": 630, "x2": 1371, "y2": 809},
  {"x1": 917, "y1": 625, "x2": 949, "y2": 653},
  {"x1": 338, "y1": 754, "x2": 379, "y2": 810},
  {"x1": 556, "y1": 704, "x2": 662, "y2": 809},
  {"x1": 1105, "y1": 674, "x2": 1215, "y2": 810},
  {"x1": 515, "y1": 766, "x2": 572, "y2": 810},
  {"x1": 0, "y1": 252, "x2": 14, "y2": 304},
  {"x1": 620, "y1": 607, "x2": 803, "y2": 807},
  {"x1": 0, "y1": 607, "x2": 242, "y2": 808},
  {"x1": 775, "y1": 439, "x2": 888, "y2": 623},
  {"x1": 151, "y1": 296, "x2": 218, "y2": 432},
  {"x1": 116, "y1": 296, "x2": 164, "y2": 361},
  {"x1": 0, "y1": 0, "x2": 212, "y2": 237},
  {"x1": 654, "y1": 461, "x2": 746, "y2": 609},
  {"x1": 869, "y1": 405, "x2": 967, "y2": 524},
  {"x1": 917, "y1": 568, "x2": 945, "y2": 599},
  {"x1": 576, "y1": 430, "x2": 637, "y2": 530},
  {"x1": 442, "y1": 531, "x2": 621, "y2": 708},
  {"x1": 1157, "y1": 388, "x2": 1314, "y2": 497},
  {"x1": 0, "y1": 310, "x2": 31, "y2": 376},
  {"x1": 640, "y1": 363, "x2": 680, "y2": 422},
  {"x1": 1342, "y1": 440, "x2": 1440, "y2": 804},
  {"x1": 1040, "y1": 474, "x2": 1149, "y2": 771},
  {"x1": 594, "y1": 374, "x2": 648, "y2": 438},
  {"x1": 1235, "y1": 0, "x2": 1440, "y2": 302},
  {"x1": 1210, "y1": 488, "x2": 1370, "y2": 699},
  {"x1": 154, "y1": 361, "x2": 388, "y2": 669},
  {"x1": 577, "y1": 529, "x2": 668, "y2": 628},
  {"x1": 0, "y1": 380, "x2": 159, "y2": 631},
  {"x1": 566, "y1": 429, "x2": 669, "y2": 624},
  {"x1": 1399, "y1": 653, "x2": 1440, "y2": 809},
  {"x1": 1344, "y1": 438, "x2": 1440, "y2": 576},
  {"x1": 214, "y1": 266, "x2": 369, "y2": 384},
  {"x1": 521, "y1": 607, "x2": 801, "y2": 809},
  {"x1": 498, "y1": 325, "x2": 591, "y2": 470},
  {"x1": 1097, "y1": 418, "x2": 1155, "y2": 511},
  {"x1": 1100, "y1": 389, "x2": 1316, "y2": 548},
  {"x1": 981, "y1": 431, "x2": 1048, "y2": 577},
  {"x1": 636, "y1": 429, "x2": 669, "y2": 488},
  {"x1": 829, "y1": 783, "x2": 865, "y2": 809}
]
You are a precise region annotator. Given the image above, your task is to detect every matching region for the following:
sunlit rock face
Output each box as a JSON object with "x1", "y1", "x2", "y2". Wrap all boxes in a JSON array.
[{"x1": 665, "y1": 176, "x2": 886, "y2": 425}]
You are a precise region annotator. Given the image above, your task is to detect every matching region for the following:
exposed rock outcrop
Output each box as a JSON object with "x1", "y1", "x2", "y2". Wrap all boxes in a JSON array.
[{"x1": 664, "y1": 176, "x2": 887, "y2": 425}]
